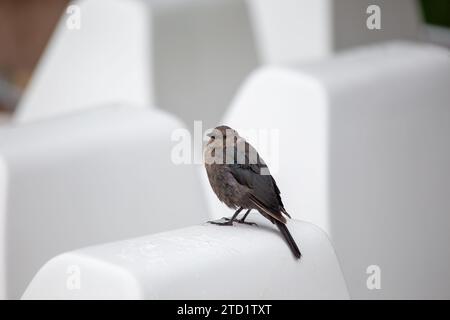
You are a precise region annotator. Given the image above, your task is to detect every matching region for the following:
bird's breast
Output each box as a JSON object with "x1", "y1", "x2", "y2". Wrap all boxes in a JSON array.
[{"x1": 205, "y1": 164, "x2": 243, "y2": 209}]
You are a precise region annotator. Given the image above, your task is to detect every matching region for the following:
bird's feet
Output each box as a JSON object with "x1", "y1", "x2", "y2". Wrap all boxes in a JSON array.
[
  {"x1": 236, "y1": 219, "x2": 257, "y2": 226},
  {"x1": 207, "y1": 217, "x2": 257, "y2": 226},
  {"x1": 207, "y1": 217, "x2": 233, "y2": 226}
]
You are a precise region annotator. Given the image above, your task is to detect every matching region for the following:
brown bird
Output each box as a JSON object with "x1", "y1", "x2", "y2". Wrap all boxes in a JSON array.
[{"x1": 204, "y1": 125, "x2": 301, "y2": 259}]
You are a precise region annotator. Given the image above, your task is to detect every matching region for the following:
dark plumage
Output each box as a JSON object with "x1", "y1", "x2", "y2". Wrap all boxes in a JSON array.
[{"x1": 204, "y1": 125, "x2": 301, "y2": 259}]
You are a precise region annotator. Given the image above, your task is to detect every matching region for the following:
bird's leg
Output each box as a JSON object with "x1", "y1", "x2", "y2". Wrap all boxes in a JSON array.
[
  {"x1": 208, "y1": 207, "x2": 243, "y2": 226},
  {"x1": 236, "y1": 209, "x2": 257, "y2": 226},
  {"x1": 238, "y1": 209, "x2": 251, "y2": 222}
]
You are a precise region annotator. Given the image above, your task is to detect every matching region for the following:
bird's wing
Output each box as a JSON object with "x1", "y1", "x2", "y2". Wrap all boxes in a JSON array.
[
  {"x1": 270, "y1": 176, "x2": 291, "y2": 218},
  {"x1": 228, "y1": 140, "x2": 286, "y2": 224},
  {"x1": 232, "y1": 139, "x2": 291, "y2": 219},
  {"x1": 248, "y1": 193, "x2": 286, "y2": 224}
]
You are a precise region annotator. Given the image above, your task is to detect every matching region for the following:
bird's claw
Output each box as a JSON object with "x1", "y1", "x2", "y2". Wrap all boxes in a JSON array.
[
  {"x1": 236, "y1": 220, "x2": 257, "y2": 226},
  {"x1": 207, "y1": 218, "x2": 233, "y2": 226},
  {"x1": 207, "y1": 217, "x2": 257, "y2": 227}
]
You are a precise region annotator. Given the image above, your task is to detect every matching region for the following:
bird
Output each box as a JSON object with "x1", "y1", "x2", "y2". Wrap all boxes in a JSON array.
[{"x1": 204, "y1": 125, "x2": 301, "y2": 259}]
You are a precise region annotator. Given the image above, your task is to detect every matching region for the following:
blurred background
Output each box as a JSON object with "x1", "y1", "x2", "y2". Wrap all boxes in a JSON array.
[
  {"x1": 0, "y1": 0, "x2": 449, "y2": 126},
  {"x1": 1, "y1": 0, "x2": 450, "y2": 300}
]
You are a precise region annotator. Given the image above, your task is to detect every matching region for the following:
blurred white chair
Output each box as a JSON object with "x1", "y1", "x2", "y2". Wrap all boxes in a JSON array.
[
  {"x1": 14, "y1": 0, "x2": 258, "y2": 131},
  {"x1": 15, "y1": 0, "x2": 153, "y2": 123},
  {"x1": 6, "y1": 0, "x2": 432, "y2": 301},
  {"x1": 14, "y1": 0, "x2": 422, "y2": 130},
  {"x1": 0, "y1": 105, "x2": 208, "y2": 299},
  {"x1": 247, "y1": 0, "x2": 422, "y2": 63},
  {"x1": 22, "y1": 217, "x2": 349, "y2": 299},
  {"x1": 217, "y1": 41, "x2": 450, "y2": 299}
]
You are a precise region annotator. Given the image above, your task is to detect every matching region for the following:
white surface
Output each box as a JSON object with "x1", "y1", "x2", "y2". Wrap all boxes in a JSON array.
[
  {"x1": 247, "y1": 0, "x2": 422, "y2": 64},
  {"x1": 15, "y1": 0, "x2": 258, "y2": 130},
  {"x1": 22, "y1": 217, "x2": 349, "y2": 299},
  {"x1": 15, "y1": 0, "x2": 153, "y2": 122},
  {"x1": 247, "y1": 0, "x2": 332, "y2": 63},
  {"x1": 218, "y1": 42, "x2": 450, "y2": 299},
  {"x1": 0, "y1": 106, "x2": 208, "y2": 299}
]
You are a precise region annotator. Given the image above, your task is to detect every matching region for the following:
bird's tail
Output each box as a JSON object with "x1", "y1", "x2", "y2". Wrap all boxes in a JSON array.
[{"x1": 275, "y1": 220, "x2": 301, "y2": 259}]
